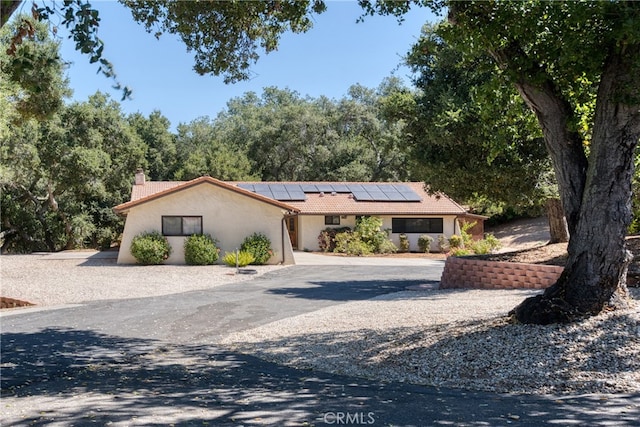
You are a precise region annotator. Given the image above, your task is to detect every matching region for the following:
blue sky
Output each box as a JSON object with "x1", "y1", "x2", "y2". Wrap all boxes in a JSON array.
[{"x1": 43, "y1": 1, "x2": 438, "y2": 129}]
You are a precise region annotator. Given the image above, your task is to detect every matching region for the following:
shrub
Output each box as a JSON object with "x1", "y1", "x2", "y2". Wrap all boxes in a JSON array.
[
  {"x1": 334, "y1": 231, "x2": 372, "y2": 256},
  {"x1": 437, "y1": 235, "x2": 449, "y2": 252},
  {"x1": 449, "y1": 234, "x2": 464, "y2": 249},
  {"x1": 96, "y1": 227, "x2": 116, "y2": 251},
  {"x1": 240, "y1": 232, "x2": 273, "y2": 265},
  {"x1": 355, "y1": 216, "x2": 386, "y2": 252},
  {"x1": 130, "y1": 231, "x2": 171, "y2": 265},
  {"x1": 318, "y1": 227, "x2": 351, "y2": 252},
  {"x1": 398, "y1": 233, "x2": 410, "y2": 252},
  {"x1": 417, "y1": 235, "x2": 434, "y2": 253},
  {"x1": 470, "y1": 233, "x2": 502, "y2": 255},
  {"x1": 184, "y1": 234, "x2": 220, "y2": 265},
  {"x1": 378, "y1": 239, "x2": 398, "y2": 254},
  {"x1": 222, "y1": 250, "x2": 255, "y2": 267},
  {"x1": 450, "y1": 247, "x2": 473, "y2": 256}
]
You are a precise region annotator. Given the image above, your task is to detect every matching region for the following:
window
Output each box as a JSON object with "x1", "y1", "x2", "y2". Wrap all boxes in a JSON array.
[
  {"x1": 392, "y1": 218, "x2": 443, "y2": 234},
  {"x1": 325, "y1": 215, "x2": 341, "y2": 225},
  {"x1": 162, "y1": 216, "x2": 203, "y2": 236}
]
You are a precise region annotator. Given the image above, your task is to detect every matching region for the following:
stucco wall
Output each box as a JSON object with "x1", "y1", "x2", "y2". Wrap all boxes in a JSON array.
[
  {"x1": 298, "y1": 214, "x2": 458, "y2": 252},
  {"x1": 118, "y1": 183, "x2": 293, "y2": 265}
]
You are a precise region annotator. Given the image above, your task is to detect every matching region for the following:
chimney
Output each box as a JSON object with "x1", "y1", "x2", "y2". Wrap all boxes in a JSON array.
[{"x1": 135, "y1": 168, "x2": 146, "y2": 185}]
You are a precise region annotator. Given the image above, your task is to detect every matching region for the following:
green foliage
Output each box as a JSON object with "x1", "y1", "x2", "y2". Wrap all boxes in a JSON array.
[
  {"x1": 173, "y1": 117, "x2": 257, "y2": 181},
  {"x1": 469, "y1": 237, "x2": 500, "y2": 255},
  {"x1": 334, "y1": 231, "x2": 372, "y2": 256},
  {"x1": 240, "y1": 232, "x2": 273, "y2": 265},
  {"x1": 418, "y1": 235, "x2": 434, "y2": 253},
  {"x1": 318, "y1": 227, "x2": 351, "y2": 252},
  {"x1": 448, "y1": 234, "x2": 463, "y2": 249},
  {"x1": 130, "y1": 231, "x2": 171, "y2": 265},
  {"x1": 123, "y1": 1, "x2": 327, "y2": 84},
  {"x1": 398, "y1": 233, "x2": 410, "y2": 253},
  {"x1": 215, "y1": 84, "x2": 412, "y2": 182},
  {"x1": 437, "y1": 235, "x2": 449, "y2": 253},
  {"x1": 0, "y1": 15, "x2": 71, "y2": 120},
  {"x1": 450, "y1": 247, "x2": 473, "y2": 257},
  {"x1": 378, "y1": 239, "x2": 398, "y2": 254},
  {"x1": 128, "y1": 111, "x2": 177, "y2": 180},
  {"x1": 333, "y1": 217, "x2": 397, "y2": 255},
  {"x1": 1, "y1": 22, "x2": 145, "y2": 254},
  {"x1": 448, "y1": 221, "x2": 501, "y2": 256},
  {"x1": 355, "y1": 216, "x2": 386, "y2": 252},
  {"x1": 184, "y1": 234, "x2": 220, "y2": 265},
  {"x1": 222, "y1": 250, "x2": 255, "y2": 267},
  {"x1": 405, "y1": 23, "x2": 553, "y2": 215}
]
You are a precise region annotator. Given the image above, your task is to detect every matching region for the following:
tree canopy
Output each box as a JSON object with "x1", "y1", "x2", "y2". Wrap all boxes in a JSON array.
[
  {"x1": 438, "y1": 1, "x2": 640, "y2": 323},
  {"x1": 404, "y1": 23, "x2": 552, "y2": 215},
  {"x1": 3, "y1": 1, "x2": 640, "y2": 325}
]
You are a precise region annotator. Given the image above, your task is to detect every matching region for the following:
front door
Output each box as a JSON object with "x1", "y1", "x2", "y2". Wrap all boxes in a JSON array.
[{"x1": 286, "y1": 216, "x2": 298, "y2": 249}]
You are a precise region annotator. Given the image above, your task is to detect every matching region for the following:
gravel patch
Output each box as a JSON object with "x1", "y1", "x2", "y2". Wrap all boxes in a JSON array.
[
  {"x1": 3, "y1": 253, "x2": 639, "y2": 396},
  {"x1": 223, "y1": 287, "x2": 640, "y2": 395},
  {"x1": 0, "y1": 254, "x2": 284, "y2": 307}
]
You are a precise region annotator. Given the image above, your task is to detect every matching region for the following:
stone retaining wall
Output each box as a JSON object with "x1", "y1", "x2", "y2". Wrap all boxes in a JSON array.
[{"x1": 440, "y1": 256, "x2": 564, "y2": 290}]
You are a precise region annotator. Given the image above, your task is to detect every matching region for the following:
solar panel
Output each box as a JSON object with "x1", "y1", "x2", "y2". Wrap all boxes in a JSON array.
[
  {"x1": 367, "y1": 191, "x2": 389, "y2": 201},
  {"x1": 237, "y1": 183, "x2": 254, "y2": 192},
  {"x1": 386, "y1": 192, "x2": 407, "y2": 201},
  {"x1": 238, "y1": 182, "x2": 420, "y2": 202},
  {"x1": 253, "y1": 183, "x2": 270, "y2": 192},
  {"x1": 395, "y1": 184, "x2": 417, "y2": 194},
  {"x1": 284, "y1": 184, "x2": 303, "y2": 193},
  {"x1": 316, "y1": 184, "x2": 335, "y2": 193},
  {"x1": 331, "y1": 183, "x2": 350, "y2": 192},
  {"x1": 346, "y1": 184, "x2": 366, "y2": 193},
  {"x1": 287, "y1": 191, "x2": 306, "y2": 201},
  {"x1": 255, "y1": 190, "x2": 274, "y2": 199},
  {"x1": 352, "y1": 191, "x2": 374, "y2": 201},
  {"x1": 271, "y1": 191, "x2": 290, "y2": 200},
  {"x1": 401, "y1": 192, "x2": 422, "y2": 201},
  {"x1": 380, "y1": 185, "x2": 400, "y2": 194}
]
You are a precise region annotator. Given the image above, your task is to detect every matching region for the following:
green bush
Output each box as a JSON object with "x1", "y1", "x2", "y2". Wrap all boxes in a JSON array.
[
  {"x1": 240, "y1": 232, "x2": 273, "y2": 265},
  {"x1": 355, "y1": 216, "x2": 386, "y2": 252},
  {"x1": 318, "y1": 227, "x2": 351, "y2": 252},
  {"x1": 449, "y1": 234, "x2": 464, "y2": 249},
  {"x1": 222, "y1": 250, "x2": 255, "y2": 267},
  {"x1": 418, "y1": 235, "x2": 434, "y2": 253},
  {"x1": 398, "y1": 233, "x2": 410, "y2": 252},
  {"x1": 437, "y1": 235, "x2": 449, "y2": 252},
  {"x1": 450, "y1": 247, "x2": 473, "y2": 256},
  {"x1": 130, "y1": 231, "x2": 172, "y2": 265},
  {"x1": 378, "y1": 239, "x2": 398, "y2": 254},
  {"x1": 184, "y1": 234, "x2": 220, "y2": 265},
  {"x1": 469, "y1": 233, "x2": 501, "y2": 254},
  {"x1": 334, "y1": 231, "x2": 372, "y2": 256}
]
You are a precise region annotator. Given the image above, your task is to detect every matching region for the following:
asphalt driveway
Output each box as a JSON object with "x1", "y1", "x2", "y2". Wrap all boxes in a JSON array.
[{"x1": 2, "y1": 260, "x2": 639, "y2": 426}]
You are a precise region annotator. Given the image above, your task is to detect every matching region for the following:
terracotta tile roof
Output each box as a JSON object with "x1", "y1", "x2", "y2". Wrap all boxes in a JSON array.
[
  {"x1": 231, "y1": 181, "x2": 468, "y2": 216},
  {"x1": 114, "y1": 176, "x2": 300, "y2": 214},
  {"x1": 115, "y1": 177, "x2": 468, "y2": 217}
]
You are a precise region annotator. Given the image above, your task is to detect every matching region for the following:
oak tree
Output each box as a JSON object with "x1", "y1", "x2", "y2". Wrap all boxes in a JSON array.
[{"x1": 441, "y1": 1, "x2": 640, "y2": 323}]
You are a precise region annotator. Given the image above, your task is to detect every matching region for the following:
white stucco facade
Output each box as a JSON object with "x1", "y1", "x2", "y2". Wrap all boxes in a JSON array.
[
  {"x1": 117, "y1": 182, "x2": 294, "y2": 265},
  {"x1": 296, "y1": 214, "x2": 460, "y2": 252}
]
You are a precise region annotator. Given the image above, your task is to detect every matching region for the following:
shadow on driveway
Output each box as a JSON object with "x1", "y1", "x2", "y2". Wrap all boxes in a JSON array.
[
  {"x1": 267, "y1": 278, "x2": 440, "y2": 301},
  {"x1": 2, "y1": 327, "x2": 639, "y2": 426}
]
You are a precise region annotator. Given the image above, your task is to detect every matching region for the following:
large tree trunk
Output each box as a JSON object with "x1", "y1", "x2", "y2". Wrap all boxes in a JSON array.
[
  {"x1": 512, "y1": 47, "x2": 640, "y2": 324},
  {"x1": 546, "y1": 198, "x2": 568, "y2": 244}
]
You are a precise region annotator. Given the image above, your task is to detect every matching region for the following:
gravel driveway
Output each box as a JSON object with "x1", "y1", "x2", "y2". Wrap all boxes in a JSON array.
[{"x1": 2, "y1": 251, "x2": 639, "y2": 426}]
